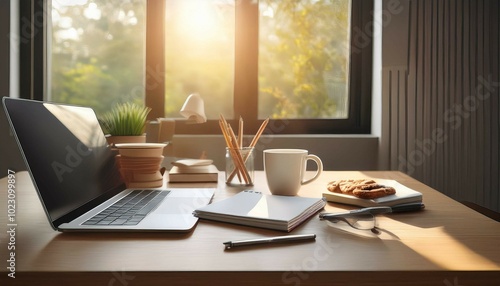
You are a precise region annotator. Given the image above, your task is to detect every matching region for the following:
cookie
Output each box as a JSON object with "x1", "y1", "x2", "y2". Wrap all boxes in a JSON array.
[
  {"x1": 352, "y1": 184, "x2": 396, "y2": 199},
  {"x1": 327, "y1": 179, "x2": 377, "y2": 194},
  {"x1": 327, "y1": 179, "x2": 396, "y2": 199}
]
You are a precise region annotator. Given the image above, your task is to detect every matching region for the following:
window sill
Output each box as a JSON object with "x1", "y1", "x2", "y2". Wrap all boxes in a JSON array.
[{"x1": 170, "y1": 134, "x2": 379, "y2": 171}]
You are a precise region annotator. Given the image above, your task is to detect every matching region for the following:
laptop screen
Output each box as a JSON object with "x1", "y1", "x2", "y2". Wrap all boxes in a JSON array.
[{"x1": 3, "y1": 98, "x2": 124, "y2": 222}]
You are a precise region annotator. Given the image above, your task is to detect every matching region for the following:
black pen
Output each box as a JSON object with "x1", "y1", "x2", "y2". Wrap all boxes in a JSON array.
[
  {"x1": 223, "y1": 234, "x2": 316, "y2": 249},
  {"x1": 390, "y1": 202, "x2": 425, "y2": 212},
  {"x1": 319, "y1": 203, "x2": 425, "y2": 220}
]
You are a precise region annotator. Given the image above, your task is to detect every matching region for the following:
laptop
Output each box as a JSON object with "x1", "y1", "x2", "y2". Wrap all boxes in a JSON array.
[{"x1": 2, "y1": 97, "x2": 215, "y2": 232}]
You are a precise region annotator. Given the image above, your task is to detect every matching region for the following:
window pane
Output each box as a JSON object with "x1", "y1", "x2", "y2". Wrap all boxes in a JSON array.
[
  {"x1": 164, "y1": 0, "x2": 235, "y2": 119},
  {"x1": 49, "y1": 0, "x2": 146, "y2": 115},
  {"x1": 258, "y1": 0, "x2": 351, "y2": 119}
]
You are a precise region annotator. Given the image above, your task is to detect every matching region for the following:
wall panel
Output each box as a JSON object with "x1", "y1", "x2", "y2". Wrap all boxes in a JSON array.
[{"x1": 382, "y1": 0, "x2": 500, "y2": 211}]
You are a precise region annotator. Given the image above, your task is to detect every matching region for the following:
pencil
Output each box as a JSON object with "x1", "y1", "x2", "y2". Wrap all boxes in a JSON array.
[
  {"x1": 238, "y1": 116, "x2": 243, "y2": 148},
  {"x1": 249, "y1": 118, "x2": 269, "y2": 147},
  {"x1": 227, "y1": 118, "x2": 268, "y2": 182},
  {"x1": 228, "y1": 125, "x2": 251, "y2": 184},
  {"x1": 220, "y1": 115, "x2": 251, "y2": 184},
  {"x1": 219, "y1": 118, "x2": 242, "y2": 182}
]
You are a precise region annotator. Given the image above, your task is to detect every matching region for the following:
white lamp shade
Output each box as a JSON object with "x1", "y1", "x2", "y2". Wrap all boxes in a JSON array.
[{"x1": 179, "y1": 93, "x2": 207, "y2": 123}]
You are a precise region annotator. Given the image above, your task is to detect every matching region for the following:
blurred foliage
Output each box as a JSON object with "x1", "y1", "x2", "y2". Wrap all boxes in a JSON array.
[
  {"x1": 259, "y1": 0, "x2": 351, "y2": 119},
  {"x1": 49, "y1": 0, "x2": 350, "y2": 120},
  {"x1": 50, "y1": 0, "x2": 145, "y2": 116}
]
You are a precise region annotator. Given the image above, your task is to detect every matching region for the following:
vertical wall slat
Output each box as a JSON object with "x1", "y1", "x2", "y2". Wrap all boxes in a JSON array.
[
  {"x1": 415, "y1": 0, "x2": 424, "y2": 181},
  {"x1": 464, "y1": 0, "x2": 473, "y2": 202},
  {"x1": 444, "y1": 0, "x2": 452, "y2": 197},
  {"x1": 436, "y1": 0, "x2": 445, "y2": 193},
  {"x1": 426, "y1": 0, "x2": 435, "y2": 185},
  {"x1": 448, "y1": 0, "x2": 458, "y2": 198},
  {"x1": 481, "y1": 0, "x2": 491, "y2": 208},
  {"x1": 469, "y1": 0, "x2": 479, "y2": 204},
  {"x1": 398, "y1": 69, "x2": 407, "y2": 170},
  {"x1": 390, "y1": 70, "x2": 399, "y2": 169},
  {"x1": 475, "y1": 0, "x2": 485, "y2": 205},
  {"x1": 494, "y1": 0, "x2": 500, "y2": 210},
  {"x1": 406, "y1": 0, "x2": 417, "y2": 175},
  {"x1": 430, "y1": 0, "x2": 438, "y2": 189},
  {"x1": 381, "y1": 67, "x2": 392, "y2": 170}
]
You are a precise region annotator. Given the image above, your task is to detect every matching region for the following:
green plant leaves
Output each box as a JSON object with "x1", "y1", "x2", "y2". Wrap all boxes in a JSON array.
[{"x1": 99, "y1": 102, "x2": 151, "y2": 136}]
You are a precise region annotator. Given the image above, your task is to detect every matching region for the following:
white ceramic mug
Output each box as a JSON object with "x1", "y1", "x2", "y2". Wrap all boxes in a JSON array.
[{"x1": 263, "y1": 149, "x2": 323, "y2": 196}]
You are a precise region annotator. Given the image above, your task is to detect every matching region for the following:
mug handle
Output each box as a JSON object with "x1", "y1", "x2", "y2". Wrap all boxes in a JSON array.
[{"x1": 301, "y1": 154, "x2": 323, "y2": 185}]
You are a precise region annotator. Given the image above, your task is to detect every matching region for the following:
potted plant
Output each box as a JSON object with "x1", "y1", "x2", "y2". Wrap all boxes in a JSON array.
[{"x1": 99, "y1": 102, "x2": 152, "y2": 146}]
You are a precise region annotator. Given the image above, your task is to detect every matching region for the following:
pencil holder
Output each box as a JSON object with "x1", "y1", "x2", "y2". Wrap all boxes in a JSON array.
[{"x1": 225, "y1": 147, "x2": 254, "y2": 186}]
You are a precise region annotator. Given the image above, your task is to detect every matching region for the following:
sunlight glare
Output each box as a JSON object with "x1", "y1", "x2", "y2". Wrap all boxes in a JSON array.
[
  {"x1": 400, "y1": 225, "x2": 499, "y2": 270},
  {"x1": 53, "y1": 0, "x2": 88, "y2": 8},
  {"x1": 84, "y1": 3, "x2": 101, "y2": 20},
  {"x1": 56, "y1": 27, "x2": 79, "y2": 40},
  {"x1": 177, "y1": 0, "x2": 219, "y2": 40}
]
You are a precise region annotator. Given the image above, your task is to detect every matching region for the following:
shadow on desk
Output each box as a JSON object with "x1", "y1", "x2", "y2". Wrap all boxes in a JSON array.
[
  {"x1": 461, "y1": 201, "x2": 500, "y2": 222},
  {"x1": 52, "y1": 230, "x2": 194, "y2": 241},
  {"x1": 26, "y1": 230, "x2": 198, "y2": 273}
]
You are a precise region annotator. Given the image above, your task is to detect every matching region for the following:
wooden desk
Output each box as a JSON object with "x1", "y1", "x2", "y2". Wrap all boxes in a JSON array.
[{"x1": 1, "y1": 171, "x2": 499, "y2": 285}]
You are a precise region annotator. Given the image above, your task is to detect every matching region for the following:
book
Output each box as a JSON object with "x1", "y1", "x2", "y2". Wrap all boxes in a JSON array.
[
  {"x1": 193, "y1": 190, "x2": 326, "y2": 232},
  {"x1": 168, "y1": 164, "x2": 219, "y2": 183},
  {"x1": 322, "y1": 179, "x2": 423, "y2": 207},
  {"x1": 171, "y1": 159, "x2": 214, "y2": 167}
]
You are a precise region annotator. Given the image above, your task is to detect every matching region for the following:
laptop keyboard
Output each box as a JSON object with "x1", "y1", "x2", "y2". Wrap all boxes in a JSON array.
[{"x1": 82, "y1": 189, "x2": 170, "y2": 226}]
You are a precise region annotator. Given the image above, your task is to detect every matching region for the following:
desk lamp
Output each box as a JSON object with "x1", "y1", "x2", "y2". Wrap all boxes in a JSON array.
[
  {"x1": 180, "y1": 93, "x2": 207, "y2": 123},
  {"x1": 147, "y1": 93, "x2": 206, "y2": 160}
]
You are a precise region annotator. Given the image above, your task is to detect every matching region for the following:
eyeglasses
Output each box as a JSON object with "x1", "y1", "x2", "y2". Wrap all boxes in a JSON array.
[
  {"x1": 319, "y1": 206, "x2": 392, "y2": 234},
  {"x1": 321, "y1": 213, "x2": 380, "y2": 234}
]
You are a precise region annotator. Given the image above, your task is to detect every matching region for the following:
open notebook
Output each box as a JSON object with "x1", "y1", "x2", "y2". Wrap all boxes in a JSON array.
[{"x1": 193, "y1": 190, "x2": 326, "y2": 232}]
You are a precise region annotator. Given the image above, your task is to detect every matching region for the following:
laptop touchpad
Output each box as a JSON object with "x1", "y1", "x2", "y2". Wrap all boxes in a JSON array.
[{"x1": 154, "y1": 196, "x2": 212, "y2": 214}]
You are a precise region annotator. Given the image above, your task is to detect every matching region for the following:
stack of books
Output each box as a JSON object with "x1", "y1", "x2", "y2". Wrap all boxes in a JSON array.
[{"x1": 168, "y1": 159, "x2": 219, "y2": 183}]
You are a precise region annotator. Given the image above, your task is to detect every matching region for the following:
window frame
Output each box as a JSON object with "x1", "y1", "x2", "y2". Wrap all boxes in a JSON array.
[
  {"x1": 29, "y1": 0, "x2": 372, "y2": 135},
  {"x1": 20, "y1": 0, "x2": 45, "y2": 101},
  {"x1": 154, "y1": 0, "x2": 373, "y2": 135}
]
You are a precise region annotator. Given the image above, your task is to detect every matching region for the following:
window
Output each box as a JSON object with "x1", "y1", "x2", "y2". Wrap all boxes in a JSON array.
[
  {"x1": 32, "y1": 0, "x2": 372, "y2": 134},
  {"x1": 163, "y1": 0, "x2": 235, "y2": 118},
  {"x1": 259, "y1": 1, "x2": 352, "y2": 120},
  {"x1": 48, "y1": 0, "x2": 146, "y2": 116},
  {"x1": 158, "y1": 0, "x2": 373, "y2": 134}
]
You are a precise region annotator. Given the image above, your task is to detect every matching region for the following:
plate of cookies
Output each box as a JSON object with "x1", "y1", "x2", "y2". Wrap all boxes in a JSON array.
[{"x1": 322, "y1": 179, "x2": 423, "y2": 207}]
